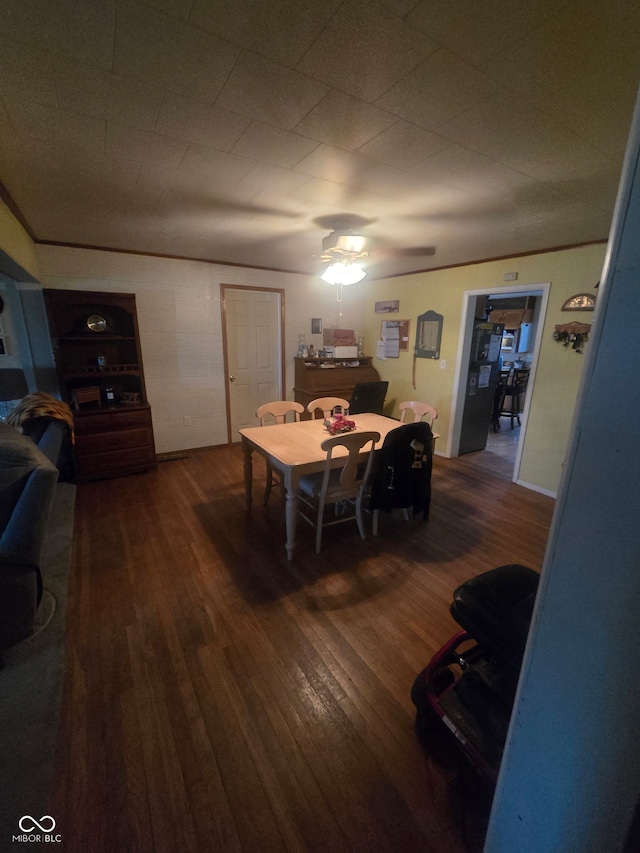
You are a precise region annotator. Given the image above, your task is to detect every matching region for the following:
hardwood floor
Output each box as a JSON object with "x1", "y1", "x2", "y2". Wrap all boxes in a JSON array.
[{"x1": 51, "y1": 445, "x2": 555, "y2": 853}]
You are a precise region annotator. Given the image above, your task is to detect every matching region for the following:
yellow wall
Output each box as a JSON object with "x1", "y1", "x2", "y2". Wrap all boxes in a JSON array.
[
  {"x1": 0, "y1": 198, "x2": 40, "y2": 280},
  {"x1": 364, "y1": 243, "x2": 607, "y2": 495}
]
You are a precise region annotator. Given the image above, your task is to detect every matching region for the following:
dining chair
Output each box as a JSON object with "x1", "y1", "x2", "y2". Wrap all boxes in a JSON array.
[
  {"x1": 500, "y1": 368, "x2": 529, "y2": 429},
  {"x1": 491, "y1": 370, "x2": 511, "y2": 433},
  {"x1": 297, "y1": 430, "x2": 380, "y2": 553},
  {"x1": 368, "y1": 421, "x2": 433, "y2": 535},
  {"x1": 306, "y1": 397, "x2": 351, "y2": 419},
  {"x1": 348, "y1": 381, "x2": 389, "y2": 415},
  {"x1": 398, "y1": 400, "x2": 438, "y2": 427},
  {"x1": 255, "y1": 400, "x2": 305, "y2": 505}
]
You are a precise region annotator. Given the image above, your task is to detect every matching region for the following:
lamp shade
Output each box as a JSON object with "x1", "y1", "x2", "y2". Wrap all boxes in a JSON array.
[
  {"x1": 321, "y1": 261, "x2": 366, "y2": 286},
  {"x1": 0, "y1": 368, "x2": 29, "y2": 402}
]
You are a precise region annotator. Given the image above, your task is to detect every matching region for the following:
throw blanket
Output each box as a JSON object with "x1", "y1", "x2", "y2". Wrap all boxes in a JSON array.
[{"x1": 7, "y1": 392, "x2": 75, "y2": 443}]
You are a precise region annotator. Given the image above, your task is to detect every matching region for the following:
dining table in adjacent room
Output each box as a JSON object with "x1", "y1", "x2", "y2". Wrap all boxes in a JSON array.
[{"x1": 239, "y1": 412, "x2": 412, "y2": 560}]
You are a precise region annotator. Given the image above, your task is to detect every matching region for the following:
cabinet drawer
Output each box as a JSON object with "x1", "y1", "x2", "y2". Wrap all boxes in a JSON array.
[
  {"x1": 75, "y1": 408, "x2": 151, "y2": 434},
  {"x1": 75, "y1": 445, "x2": 156, "y2": 476},
  {"x1": 75, "y1": 427, "x2": 151, "y2": 455}
]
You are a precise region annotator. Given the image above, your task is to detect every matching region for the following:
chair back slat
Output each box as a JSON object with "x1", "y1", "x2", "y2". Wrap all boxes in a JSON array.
[
  {"x1": 256, "y1": 400, "x2": 304, "y2": 425},
  {"x1": 307, "y1": 397, "x2": 350, "y2": 419},
  {"x1": 398, "y1": 401, "x2": 438, "y2": 426}
]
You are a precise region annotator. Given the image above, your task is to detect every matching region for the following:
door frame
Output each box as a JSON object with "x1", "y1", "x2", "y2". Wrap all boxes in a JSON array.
[
  {"x1": 220, "y1": 284, "x2": 286, "y2": 445},
  {"x1": 449, "y1": 282, "x2": 550, "y2": 481}
]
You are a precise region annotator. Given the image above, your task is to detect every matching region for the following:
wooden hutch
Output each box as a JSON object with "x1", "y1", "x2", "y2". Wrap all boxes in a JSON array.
[
  {"x1": 293, "y1": 356, "x2": 381, "y2": 415},
  {"x1": 43, "y1": 288, "x2": 157, "y2": 482}
]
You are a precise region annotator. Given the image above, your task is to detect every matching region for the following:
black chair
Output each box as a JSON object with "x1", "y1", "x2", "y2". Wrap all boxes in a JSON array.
[
  {"x1": 500, "y1": 368, "x2": 529, "y2": 429},
  {"x1": 491, "y1": 369, "x2": 511, "y2": 433},
  {"x1": 368, "y1": 421, "x2": 433, "y2": 534},
  {"x1": 348, "y1": 381, "x2": 389, "y2": 415}
]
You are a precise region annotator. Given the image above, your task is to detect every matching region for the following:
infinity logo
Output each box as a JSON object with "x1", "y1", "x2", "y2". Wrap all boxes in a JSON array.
[{"x1": 19, "y1": 815, "x2": 56, "y2": 833}]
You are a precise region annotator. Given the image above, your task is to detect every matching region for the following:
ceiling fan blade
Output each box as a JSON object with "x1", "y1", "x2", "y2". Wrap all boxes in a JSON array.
[{"x1": 388, "y1": 246, "x2": 437, "y2": 256}]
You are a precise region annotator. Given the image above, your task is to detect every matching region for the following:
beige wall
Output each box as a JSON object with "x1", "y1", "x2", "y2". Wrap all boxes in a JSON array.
[
  {"x1": 364, "y1": 242, "x2": 607, "y2": 495},
  {"x1": 34, "y1": 244, "x2": 366, "y2": 454},
  {"x1": 0, "y1": 198, "x2": 40, "y2": 280}
]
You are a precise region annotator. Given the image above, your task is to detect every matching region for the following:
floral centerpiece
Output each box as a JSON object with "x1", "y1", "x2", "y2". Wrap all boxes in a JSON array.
[{"x1": 323, "y1": 413, "x2": 357, "y2": 435}]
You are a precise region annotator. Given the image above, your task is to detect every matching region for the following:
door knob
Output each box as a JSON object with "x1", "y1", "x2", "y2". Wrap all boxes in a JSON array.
[{"x1": 229, "y1": 375, "x2": 235, "y2": 382}]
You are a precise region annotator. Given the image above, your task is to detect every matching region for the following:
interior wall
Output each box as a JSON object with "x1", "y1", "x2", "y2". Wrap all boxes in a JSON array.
[
  {"x1": 485, "y1": 81, "x2": 640, "y2": 853},
  {"x1": 364, "y1": 242, "x2": 607, "y2": 495},
  {"x1": 33, "y1": 244, "x2": 366, "y2": 454},
  {"x1": 0, "y1": 198, "x2": 40, "y2": 281}
]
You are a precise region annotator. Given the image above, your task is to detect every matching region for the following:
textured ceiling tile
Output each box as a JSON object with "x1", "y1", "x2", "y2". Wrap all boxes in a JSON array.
[
  {"x1": 294, "y1": 90, "x2": 396, "y2": 151},
  {"x1": 52, "y1": 57, "x2": 164, "y2": 131},
  {"x1": 293, "y1": 144, "x2": 371, "y2": 183},
  {"x1": 114, "y1": 1, "x2": 240, "y2": 104},
  {"x1": 2, "y1": 99, "x2": 106, "y2": 154},
  {"x1": 376, "y1": 49, "x2": 502, "y2": 130},
  {"x1": 0, "y1": 0, "x2": 638, "y2": 274},
  {"x1": 437, "y1": 90, "x2": 544, "y2": 156},
  {"x1": 0, "y1": 0, "x2": 116, "y2": 68},
  {"x1": 236, "y1": 163, "x2": 312, "y2": 198},
  {"x1": 154, "y1": 94, "x2": 251, "y2": 151},
  {"x1": 406, "y1": 0, "x2": 529, "y2": 65},
  {"x1": 105, "y1": 124, "x2": 189, "y2": 169},
  {"x1": 359, "y1": 121, "x2": 449, "y2": 169},
  {"x1": 231, "y1": 123, "x2": 319, "y2": 169},
  {"x1": 0, "y1": 35, "x2": 57, "y2": 107},
  {"x1": 411, "y1": 144, "x2": 532, "y2": 193},
  {"x1": 481, "y1": 2, "x2": 640, "y2": 96},
  {"x1": 347, "y1": 162, "x2": 436, "y2": 201},
  {"x1": 296, "y1": 0, "x2": 437, "y2": 102},
  {"x1": 289, "y1": 177, "x2": 351, "y2": 207},
  {"x1": 177, "y1": 145, "x2": 256, "y2": 191},
  {"x1": 215, "y1": 51, "x2": 329, "y2": 130},
  {"x1": 189, "y1": 0, "x2": 341, "y2": 66}
]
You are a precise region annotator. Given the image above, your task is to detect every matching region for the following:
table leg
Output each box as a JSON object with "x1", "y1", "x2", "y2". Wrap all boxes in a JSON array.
[
  {"x1": 242, "y1": 439, "x2": 253, "y2": 508},
  {"x1": 283, "y1": 470, "x2": 299, "y2": 561}
]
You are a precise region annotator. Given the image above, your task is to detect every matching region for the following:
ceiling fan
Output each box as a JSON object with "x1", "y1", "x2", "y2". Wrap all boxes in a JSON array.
[{"x1": 313, "y1": 214, "x2": 436, "y2": 271}]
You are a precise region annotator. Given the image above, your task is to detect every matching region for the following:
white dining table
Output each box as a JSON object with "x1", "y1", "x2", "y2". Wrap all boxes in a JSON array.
[{"x1": 239, "y1": 413, "x2": 406, "y2": 560}]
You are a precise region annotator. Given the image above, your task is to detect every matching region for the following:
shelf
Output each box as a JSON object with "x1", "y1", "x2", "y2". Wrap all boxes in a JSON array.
[
  {"x1": 61, "y1": 365, "x2": 141, "y2": 378},
  {"x1": 55, "y1": 335, "x2": 136, "y2": 342}
]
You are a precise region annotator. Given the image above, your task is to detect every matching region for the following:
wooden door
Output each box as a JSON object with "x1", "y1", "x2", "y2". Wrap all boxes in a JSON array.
[{"x1": 222, "y1": 286, "x2": 284, "y2": 443}]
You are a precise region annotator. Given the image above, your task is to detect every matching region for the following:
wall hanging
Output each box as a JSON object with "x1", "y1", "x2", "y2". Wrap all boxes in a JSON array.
[{"x1": 553, "y1": 321, "x2": 591, "y2": 353}]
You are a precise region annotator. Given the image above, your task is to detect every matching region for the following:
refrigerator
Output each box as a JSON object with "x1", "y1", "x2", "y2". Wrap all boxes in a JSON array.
[{"x1": 459, "y1": 321, "x2": 504, "y2": 455}]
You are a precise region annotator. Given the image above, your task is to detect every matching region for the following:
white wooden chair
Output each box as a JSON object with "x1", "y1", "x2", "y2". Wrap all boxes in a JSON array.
[
  {"x1": 398, "y1": 400, "x2": 438, "y2": 427},
  {"x1": 255, "y1": 400, "x2": 305, "y2": 505},
  {"x1": 306, "y1": 397, "x2": 350, "y2": 420},
  {"x1": 297, "y1": 430, "x2": 380, "y2": 553}
]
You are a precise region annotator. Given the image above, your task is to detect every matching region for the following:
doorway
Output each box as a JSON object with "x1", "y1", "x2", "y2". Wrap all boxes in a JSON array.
[
  {"x1": 450, "y1": 282, "x2": 550, "y2": 482},
  {"x1": 221, "y1": 285, "x2": 285, "y2": 444}
]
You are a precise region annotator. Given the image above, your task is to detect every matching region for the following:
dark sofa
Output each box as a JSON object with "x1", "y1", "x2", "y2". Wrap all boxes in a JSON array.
[{"x1": 0, "y1": 418, "x2": 67, "y2": 651}]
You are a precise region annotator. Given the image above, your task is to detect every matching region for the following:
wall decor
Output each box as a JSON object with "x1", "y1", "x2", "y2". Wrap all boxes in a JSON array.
[
  {"x1": 553, "y1": 321, "x2": 591, "y2": 353},
  {"x1": 380, "y1": 319, "x2": 410, "y2": 352},
  {"x1": 561, "y1": 293, "x2": 596, "y2": 311},
  {"x1": 311, "y1": 318, "x2": 322, "y2": 334},
  {"x1": 375, "y1": 300, "x2": 399, "y2": 313}
]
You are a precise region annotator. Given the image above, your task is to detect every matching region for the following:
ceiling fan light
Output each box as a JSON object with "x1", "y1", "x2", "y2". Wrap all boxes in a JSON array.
[{"x1": 321, "y1": 261, "x2": 366, "y2": 286}]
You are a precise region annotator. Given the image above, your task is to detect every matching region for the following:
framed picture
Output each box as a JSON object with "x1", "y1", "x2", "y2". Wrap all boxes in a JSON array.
[
  {"x1": 311, "y1": 318, "x2": 322, "y2": 334},
  {"x1": 375, "y1": 300, "x2": 399, "y2": 314}
]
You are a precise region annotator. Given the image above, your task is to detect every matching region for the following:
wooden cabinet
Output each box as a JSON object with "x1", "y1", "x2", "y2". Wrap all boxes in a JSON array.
[
  {"x1": 293, "y1": 357, "x2": 381, "y2": 414},
  {"x1": 43, "y1": 288, "x2": 157, "y2": 481}
]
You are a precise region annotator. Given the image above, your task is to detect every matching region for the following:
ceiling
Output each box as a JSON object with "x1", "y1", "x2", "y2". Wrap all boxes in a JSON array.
[{"x1": 1, "y1": 0, "x2": 640, "y2": 279}]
